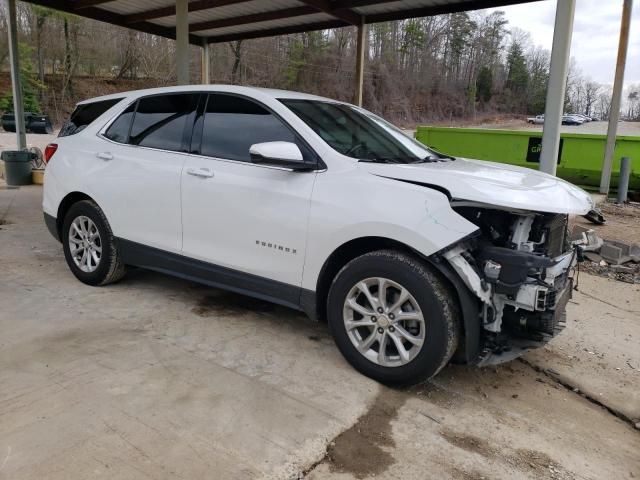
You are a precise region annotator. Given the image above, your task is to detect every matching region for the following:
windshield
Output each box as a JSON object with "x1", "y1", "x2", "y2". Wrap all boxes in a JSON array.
[{"x1": 279, "y1": 99, "x2": 442, "y2": 163}]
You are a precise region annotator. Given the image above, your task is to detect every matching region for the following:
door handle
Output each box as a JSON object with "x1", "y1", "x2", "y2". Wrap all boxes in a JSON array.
[
  {"x1": 186, "y1": 167, "x2": 214, "y2": 178},
  {"x1": 96, "y1": 151, "x2": 113, "y2": 161}
]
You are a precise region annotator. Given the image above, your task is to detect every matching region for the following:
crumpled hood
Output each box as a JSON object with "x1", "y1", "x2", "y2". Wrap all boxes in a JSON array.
[{"x1": 361, "y1": 157, "x2": 593, "y2": 215}]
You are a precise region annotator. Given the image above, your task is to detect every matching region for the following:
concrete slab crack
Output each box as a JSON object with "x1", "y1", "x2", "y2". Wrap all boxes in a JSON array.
[{"x1": 518, "y1": 358, "x2": 639, "y2": 429}]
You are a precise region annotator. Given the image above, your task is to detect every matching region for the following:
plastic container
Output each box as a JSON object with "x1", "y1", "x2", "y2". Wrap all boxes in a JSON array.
[{"x1": 1, "y1": 150, "x2": 33, "y2": 186}]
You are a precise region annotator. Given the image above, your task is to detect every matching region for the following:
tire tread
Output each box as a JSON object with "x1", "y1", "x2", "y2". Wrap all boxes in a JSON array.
[{"x1": 328, "y1": 249, "x2": 461, "y2": 385}]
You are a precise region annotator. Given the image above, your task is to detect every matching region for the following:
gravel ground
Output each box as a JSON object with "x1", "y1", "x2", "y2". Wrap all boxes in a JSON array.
[{"x1": 571, "y1": 201, "x2": 640, "y2": 284}]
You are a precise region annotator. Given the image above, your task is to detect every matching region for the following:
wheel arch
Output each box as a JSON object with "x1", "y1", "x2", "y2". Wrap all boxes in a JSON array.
[
  {"x1": 313, "y1": 235, "x2": 482, "y2": 364},
  {"x1": 56, "y1": 191, "x2": 96, "y2": 239}
]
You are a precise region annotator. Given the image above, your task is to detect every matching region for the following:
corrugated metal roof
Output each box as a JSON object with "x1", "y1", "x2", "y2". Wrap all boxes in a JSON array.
[
  {"x1": 355, "y1": 0, "x2": 453, "y2": 15},
  {"x1": 151, "y1": 0, "x2": 304, "y2": 28},
  {"x1": 100, "y1": 0, "x2": 174, "y2": 16},
  {"x1": 24, "y1": 0, "x2": 542, "y2": 44},
  {"x1": 195, "y1": 12, "x2": 334, "y2": 37}
]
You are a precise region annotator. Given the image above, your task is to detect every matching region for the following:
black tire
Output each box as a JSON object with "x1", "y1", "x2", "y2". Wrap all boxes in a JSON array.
[
  {"x1": 62, "y1": 200, "x2": 126, "y2": 286},
  {"x1": 327, "y1": 250, "x2": 460, "y2": 385}
]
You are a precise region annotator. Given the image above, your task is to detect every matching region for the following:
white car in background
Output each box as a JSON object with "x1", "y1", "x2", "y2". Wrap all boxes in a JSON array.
[
  {"x1": 42, "y1": 85, "x2": 592, "y2": 385},
  {"x1": 569, "y1": 113, "x2": 592, "y2": 122}
]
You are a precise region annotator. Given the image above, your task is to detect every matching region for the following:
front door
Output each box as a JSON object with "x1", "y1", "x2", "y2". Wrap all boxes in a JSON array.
[{"x1": 181, "y1": 93, "x2": 318, "y2": 301}]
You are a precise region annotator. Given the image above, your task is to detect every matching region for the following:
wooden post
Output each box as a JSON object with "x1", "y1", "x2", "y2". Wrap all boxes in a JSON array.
[
  {"x1": 354, "y1": 22, "x2": 366, "y2": 107},
  {"x1": 600, "y1": 0, "x2": 633, "y2": 194},
  {"x1": 201, "y1": 39, "x2": 210, "y2": 84},
  {"x1": 176, "y1": 0, "x2": 189, "y2": 85}
]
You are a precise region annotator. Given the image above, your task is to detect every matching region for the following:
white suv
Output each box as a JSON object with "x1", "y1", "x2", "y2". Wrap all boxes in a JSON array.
[{"x1": 43, "y1": 85, "x2": 592, "y2": 385}]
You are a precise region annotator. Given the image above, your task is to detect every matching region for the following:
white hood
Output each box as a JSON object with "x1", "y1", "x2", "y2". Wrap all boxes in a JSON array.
[{"x1": 361, "y1": 158, "x2": 593, "y2": 215}]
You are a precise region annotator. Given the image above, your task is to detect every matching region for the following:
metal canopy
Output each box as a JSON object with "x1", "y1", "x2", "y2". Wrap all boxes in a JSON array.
[{"x1": 23, "y1": 0, "x2": 540, "y2": 44}]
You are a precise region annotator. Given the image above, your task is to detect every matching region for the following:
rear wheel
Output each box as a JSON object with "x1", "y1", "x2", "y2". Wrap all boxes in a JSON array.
[
  {"x1": 62, "y1": 200, "x2": 126, "y2": 286},
  {"x1": 327, "y1": 250, "x2": 459, "y2": 385}
]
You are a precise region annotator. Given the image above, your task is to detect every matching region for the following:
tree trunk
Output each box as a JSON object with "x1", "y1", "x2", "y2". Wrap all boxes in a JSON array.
[{"x1": 230, "y1": 41, "x2": 243, "y2": 84}]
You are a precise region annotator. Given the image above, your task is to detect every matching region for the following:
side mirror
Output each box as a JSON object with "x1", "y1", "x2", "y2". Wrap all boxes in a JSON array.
[{"x1": 249, "y1": 141, "x2": 312, "y2": 171}]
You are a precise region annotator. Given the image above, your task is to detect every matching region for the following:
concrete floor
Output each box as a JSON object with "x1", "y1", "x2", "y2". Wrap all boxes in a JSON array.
[{"x1": 1, "y1": 184, "x2": 638, "y2": 480}]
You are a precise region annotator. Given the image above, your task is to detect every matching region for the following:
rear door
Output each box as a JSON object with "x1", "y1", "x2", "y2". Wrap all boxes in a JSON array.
[
  {"x1": 90, "y1": 93, "x2": 199, "y2": 252},
  {"x1": 180, "y1": 93, "x2": 318, "y2": 297}
]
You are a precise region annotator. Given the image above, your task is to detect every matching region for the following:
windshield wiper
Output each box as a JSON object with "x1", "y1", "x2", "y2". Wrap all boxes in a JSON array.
[
  {"x1": 359, "y1": 155, "x2": 446, "y2": 164},
  {"x1": 358, "y1": 157, "x2": 406, "y2": 164}
]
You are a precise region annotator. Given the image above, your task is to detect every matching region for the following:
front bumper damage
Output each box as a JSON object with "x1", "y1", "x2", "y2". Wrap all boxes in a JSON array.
[{"x1": 443, "y1": 210, "x2": 577, "y2": 366}]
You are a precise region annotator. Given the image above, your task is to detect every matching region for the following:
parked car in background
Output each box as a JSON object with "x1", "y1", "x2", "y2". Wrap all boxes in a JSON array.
[
  {"x1": 42, "y1": 85, "x2": 592, "y2": 385},
  {"x1": 527, "y1": 114, "x2": 544, "y2": 124},
  {"x1": 569, "y1": 113, "x2": 591, "y2": 122},
  {"x1": 562, "y1": 115, "x2": 584, "y2": 125}
]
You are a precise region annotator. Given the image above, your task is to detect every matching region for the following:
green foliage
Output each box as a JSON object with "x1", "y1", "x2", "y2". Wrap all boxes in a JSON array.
[
  {"x1": 449, "y1": 13, "x2": 474, "y2": 60},
  {"x1": 284, "y1": 32, "x2": 327, "y2": 90},
  {"x1": 400, "y1": 19, "x2": 426, "y2": 56},
  {"x1": 285, "y1": 39, "x2": 306, "y2": 89},
  {"x1": 0, "y1": 43, "x2": 44, "y2": 113},
  {"x1": 506, "y1": 41, "x2": 528, "y2": 94},
  {"x1": 476, "y1": 67, "x2": 493, "y2": 103}
]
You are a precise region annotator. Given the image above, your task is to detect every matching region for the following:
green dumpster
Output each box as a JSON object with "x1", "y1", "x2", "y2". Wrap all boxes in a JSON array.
[{"x1": 1, "y1": 150, "x2": 33, "y2": 186}]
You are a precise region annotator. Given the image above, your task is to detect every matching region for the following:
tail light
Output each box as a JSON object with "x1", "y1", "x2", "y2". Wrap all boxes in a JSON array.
[{"x1": 44, "y1": 143, "x2": 58, "y2": 164}]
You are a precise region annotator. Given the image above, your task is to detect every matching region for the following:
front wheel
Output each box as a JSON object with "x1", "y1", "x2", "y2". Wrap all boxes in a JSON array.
[
  {"x1": 62, "y1": 200, "x2": 126, "y2": 286},
  {"x1": 327, "y1": 250, "x2": 460, "y2": 385}
]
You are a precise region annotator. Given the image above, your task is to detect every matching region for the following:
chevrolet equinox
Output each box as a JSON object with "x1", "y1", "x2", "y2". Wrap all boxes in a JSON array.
[{"x1": 43, "y1": 86, "x2": 592, "y2": 385}]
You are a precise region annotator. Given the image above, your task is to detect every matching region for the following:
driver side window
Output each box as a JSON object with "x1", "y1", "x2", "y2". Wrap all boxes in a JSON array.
[{"x1": 199, "y1": 94, "x2": 313, "y2": 163}]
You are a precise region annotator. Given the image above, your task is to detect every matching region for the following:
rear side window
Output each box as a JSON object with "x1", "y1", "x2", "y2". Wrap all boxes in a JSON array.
[
  {"x1": 104, "y1": 104, "x2": 135, "y2": 143},
  {"x1": 200, "y1": 94, "x2": 304, "y2": 162},
  {"x1": 59, "y1": 98, "x2": 123, "y2": 137},
  {"x1": 128, "y1": 94, "x2": 198, "y2": 152}
]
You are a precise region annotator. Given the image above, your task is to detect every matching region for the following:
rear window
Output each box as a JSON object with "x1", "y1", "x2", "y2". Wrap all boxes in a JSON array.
[{"x1": 58, "y1": 98, "x2": 123, "y2": 137}]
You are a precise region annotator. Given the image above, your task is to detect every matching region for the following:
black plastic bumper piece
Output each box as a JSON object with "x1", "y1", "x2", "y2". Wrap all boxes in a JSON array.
[
  {"x1": 427, "y1": 257, "x2": 482, "y2": 365},
  {"x1": 477, "y1": 245, "x2": 554, "y2": 295},
  {"x1": 44, "y1": 212, "x2": 60, "y2": 242}
]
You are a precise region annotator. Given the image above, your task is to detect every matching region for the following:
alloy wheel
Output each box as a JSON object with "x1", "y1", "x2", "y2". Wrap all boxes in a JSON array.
[
  {"x1": 68, "y1": 215, "x2": 102, "y2": 273},
  {"x1": 343, "y1": 277, "x2": 426, "y2": 367}
]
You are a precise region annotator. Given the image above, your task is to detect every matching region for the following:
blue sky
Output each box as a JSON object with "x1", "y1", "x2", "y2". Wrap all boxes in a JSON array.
[{"x1": 486, "y1": 0, "x2": 639, "y2": 88}]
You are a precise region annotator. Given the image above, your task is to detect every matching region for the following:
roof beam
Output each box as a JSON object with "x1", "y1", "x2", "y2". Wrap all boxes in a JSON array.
[
  {"x1": 125, "y1": 0, "x2": 252, "y2": 24},
  {"x1": 207, "y1": 19, "x2": 349, "y2": 43},
  {"x1": 298, "y1": 0, "x2": 362, "y2": 25},
  {"x1": 190, "y1": 6, "x2": 317, "y2": 32},
  {"x1": 25, "y1": 0, "x2": 202, "y2": 45}
]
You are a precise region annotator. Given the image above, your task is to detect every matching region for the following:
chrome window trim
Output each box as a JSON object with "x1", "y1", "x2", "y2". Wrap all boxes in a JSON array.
[
  {"x1": 97, "y1": 131, "x2": 325, "y2": 173},
  {"x1": 96, "y1": 93, "x2": 326, "y2": 173}
]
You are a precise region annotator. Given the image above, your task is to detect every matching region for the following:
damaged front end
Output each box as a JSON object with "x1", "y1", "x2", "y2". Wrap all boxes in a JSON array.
[{"x1": 443, "y1": 206, "x2": 578, "y2": 365}]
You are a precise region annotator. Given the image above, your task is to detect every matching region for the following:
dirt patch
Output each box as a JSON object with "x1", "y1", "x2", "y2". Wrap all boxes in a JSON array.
[
  {"x1": 446, "y1": 465, "x2": 490, "y2": 480},
  {"x1": 509, "y1": 448, "x2": 574, "y2": 480},
  {"x1": 440, "y1": 426, "x2": 574, "y2": 479},
  {"x1": 191, "y1": 292, "x2": 277, "y2": 317},
  {"x1": 439, "y1": 428, "x2": 494, "y2": 458},
  {"x1": 325, "y1": 387, "x2": 406, "y2": 479},
  {"x1": 571, "y1": 201, "x2": 640, "y2": 284}
]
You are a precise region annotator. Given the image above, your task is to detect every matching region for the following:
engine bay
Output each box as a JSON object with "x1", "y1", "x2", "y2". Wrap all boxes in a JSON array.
[{"x1": 444, "y1": 206, "x2": 578, "y2": 364}]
